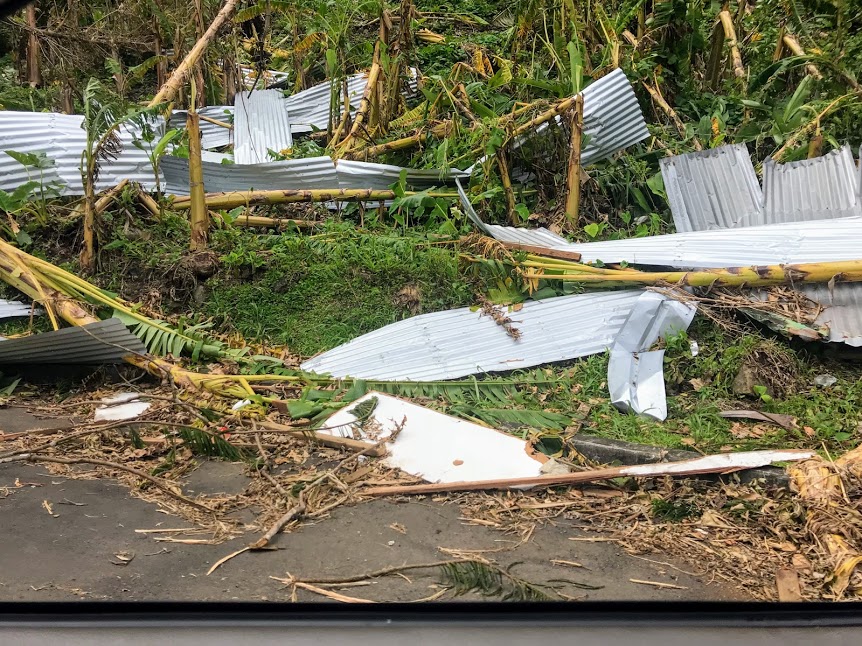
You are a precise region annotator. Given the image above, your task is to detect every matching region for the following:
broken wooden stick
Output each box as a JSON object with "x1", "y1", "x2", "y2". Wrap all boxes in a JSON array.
[
  {"x1": 642, "y1": 82, "x2": 703, "y2": 151},
  {"x1": 187, "y1": 108, "x2": 208, "y2": 251},
  {"x1": 259, "y1": 421, "x2": 387, "y2": 456},
  {"x1": 362, "y1": 449, "x2": 814, "y2": 496},
  {"x1": 718, "y1": 10, "x2": 745, "y2": 79},
  {"x1": 149, "y1": 0, "x2": 240, "y2": 107},
  {"x1": 498, "y1": 242, "x2": 582, "y2": 262}
]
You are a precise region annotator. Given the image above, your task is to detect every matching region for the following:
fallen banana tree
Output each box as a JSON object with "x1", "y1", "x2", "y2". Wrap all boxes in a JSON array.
[
  {"x1": 170, "y1": 188, "x2": 457, "y2": 211},
  {"x1": 490, "y1": 250, "x2": 862, "y2": 290},
  {"x1": 0, "y1": 238, "x2": 303, "y2": 400}
]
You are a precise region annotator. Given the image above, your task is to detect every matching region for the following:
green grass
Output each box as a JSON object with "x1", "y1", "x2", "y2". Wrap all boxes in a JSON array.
[{"x1": 202, "y1": 224, "x2": 476, "y2": 356}]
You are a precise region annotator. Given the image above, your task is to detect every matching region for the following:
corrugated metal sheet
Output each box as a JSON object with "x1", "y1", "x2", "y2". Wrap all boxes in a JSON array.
[
  {"x1": 806, "y1": 284, "x2": 862, "y2": 347},
  {"x1": 301, "y1": 289, "x2": 646, "y2": 381},
  {"x1": 0, "y1": 299, "x2": 38, "y2": 320},
  {"x1": 164, "y1": 156, "x2": 468, "y2": 196},
  {"x1": 0, "y1": 318, "x2": 147, "y2": 365},
  {"x1": 162, "y1": 155, "x2": 339, "y2": 195},
  {"x1": 467, "y1": 68, "x2": 649, "y2": 173},
  {"x1": 661, "y1": 144, "x2": 763, "y2": 232},
  {"x1": 567, "y1": 217, "x2": 862, "y2": 267},
  {"x1": 763, "y1": 145, "x2": 862, "y2": 224},
  {"x1": 233, "y1": 90, "x2": 293, "y2": 164},
  {"x1": 284, "y1": 69, "x2": 419, "y2": 133},
  {"x1": 169, "y1": 107, "x2": 233, "y2": 150},
  {"x1": 579, "y1": 67, "x2": 651, "y2": 166},
  {"x1": 659, "y1": 144, "x2": 862, "y2": 346},
  {"x1": 239, "y1": 66, "x2": 291, "y2": 90},
  {"x1": 285, "y1": 73, "x2": 369, "y2": 133},
  {"x1": 0, "y1": 111, "x2": 161, "y2": 195}
]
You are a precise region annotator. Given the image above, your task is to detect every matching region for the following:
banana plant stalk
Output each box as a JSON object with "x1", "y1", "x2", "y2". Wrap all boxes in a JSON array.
[
  {"x1": 0, "y1": 239, "x2": 302, "y2": 400},
  {"x1": 170, "y1": 188, "x2": 457, "y2": 210},
  {"x1": 517, "y1": 256, "x2": 862, "y2": 289}
]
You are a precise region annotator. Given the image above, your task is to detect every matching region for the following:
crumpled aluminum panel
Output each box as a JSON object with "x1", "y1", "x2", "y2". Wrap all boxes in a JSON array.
[
  {"x1": 661, "y1": 144, "x2": 763, "y2": 232},
  {"x1": 0, "y1": 112, "x2": 160, "y2": 195},
  {"x1": 763, "y1": 145, "x2": 862, "y2": 224},
  {"x1": 302, "y1": 289, "x2": 646, "y2": 381},
  {"x1": 0, "y1": 318, "x2": 146, "y2": 365},
  {"x1": 233, "y1": 90, "x2": 293, "y2": 164},
  {"x1": 608, "y1": 291, "x2": 696, "y2": 420}
]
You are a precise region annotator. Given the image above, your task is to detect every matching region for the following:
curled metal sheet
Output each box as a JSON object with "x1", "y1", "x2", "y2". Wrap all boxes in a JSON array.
[
  {"x1": 0, "y1": 318, "x2": 146, "y2": 365},
  {"x1": 608, "y1": 292, "x2": 696, "y2": 421},
  {"x1": 233, "y1": 90, "x2": 293, "y2": 164},
  {"x1": 302, "y1": 290, "x2": 646, "y2": 381},
  {"x1": 661, "y1": 144, "x2": 763, "y2": 232}
]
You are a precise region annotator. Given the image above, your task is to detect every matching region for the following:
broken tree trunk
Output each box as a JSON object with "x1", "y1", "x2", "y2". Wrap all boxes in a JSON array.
[
  {"x1": 149, "y1": 0, "x2": 239, "y2": 107},
  {"x1": 187, "y1": 111, "x2": 208, "y2": 251},
  {"x1": 782, "y1": 33, "x2": 823, "y2": 81},
  {"x1": 718, "y1": 10, "x2": 745, "y2": 79},
  {"x1": 496, "y1": 148, "x2": 517, "y2": 225},
  {"x1": 564, "y1": 94, "x2": 584, "y2": 224},
  {"x1": 334, "y1": 41, "x2": 383, "y2": 155},
  {"x1": 363, "y1": 449, "x2": 814, "y2": 496},
  {"x1": 25, "y1": 5, "x2": 42, "y2": 88},
  {"x1": 642, "y1": 81, "x2": 703, "y2": 150}
]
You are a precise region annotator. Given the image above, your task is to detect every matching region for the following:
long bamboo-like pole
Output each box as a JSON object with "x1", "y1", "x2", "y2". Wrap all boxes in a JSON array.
[
  {"x1": 518, "y1": 258, "x2": 862, "y2": 288},
  {"x1": 171, "y1": 188, "x2": 456, "y2": 210},
  {"x1": 148, "y1": 0, "x2": 239, "y2": 107},
  {"x1": 643, "y1": 81, "x2": 703, "y2": 151},
  {"x1": 187, "y1": 111, "x2": 208, "y2": 251},
  {"x1": 25, "y1": 5, "x2": 42, "y2": 88},
  {"x1": 564, "y1": 94, "x2": 584, "y2": 224}
]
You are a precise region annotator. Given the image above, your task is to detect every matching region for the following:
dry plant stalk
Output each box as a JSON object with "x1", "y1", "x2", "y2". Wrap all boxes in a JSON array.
[
  {"x1": 718, "y1": 10, "x2": 745, "y2": 79},
  {"x1": 335, "y1": 41, "x2": 383, "y2": 155},
  {"x1": 171, "y1": 188, "x2": 399, "y2": 210},
  {"x1": 477, "y1": 294, "x2": 521, "y2": 340},
  {"x1": 643, "y1": 82, "x2": 703, "y2": 150},
  {"x1": 782, "y1": 33, "x2": 823, "y2": 80}
]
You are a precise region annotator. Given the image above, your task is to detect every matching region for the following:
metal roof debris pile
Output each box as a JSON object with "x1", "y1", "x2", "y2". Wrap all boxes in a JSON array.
[{"x1": 0, "y1": 318, "x2": 147, "y2": 365}]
